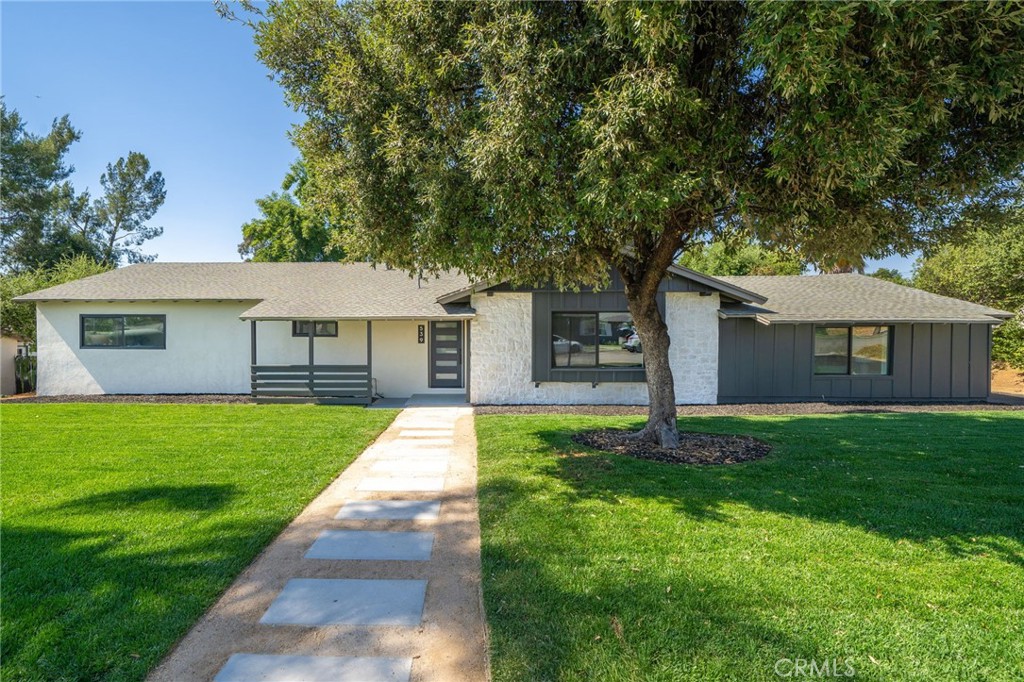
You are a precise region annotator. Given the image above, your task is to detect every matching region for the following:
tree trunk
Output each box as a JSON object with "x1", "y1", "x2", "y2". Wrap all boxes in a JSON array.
[{"x1": 624, "y1": 282, "x2": 680, "y2": 448}]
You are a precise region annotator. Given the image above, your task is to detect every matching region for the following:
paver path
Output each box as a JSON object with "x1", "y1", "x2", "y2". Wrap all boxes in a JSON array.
[{"x1": 148, "y1": 406, "x2": 488, "y2": 682}]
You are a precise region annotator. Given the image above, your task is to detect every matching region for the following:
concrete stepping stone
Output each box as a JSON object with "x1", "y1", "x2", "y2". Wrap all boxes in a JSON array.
[
  {"x1": 370, "y1": 459, "x2": 448, "y2": 475},
  {"x1": 357, "y1": 476, "x2": 445, "y2": 492},
  {"x1": 305, "y1": 530, "x2": 434, "y2": 561},
  {"x1": 336, "y1": 500, "x2": 441, "y2": 521},
  {"x1": 214, "y1": 653, "x2": 412, "y2": 682},
  {"x1": 398, "y1": 428, "x2": 455, "y2": 438},
  {"x1": 372, "y1": 447, "x2": 451, "y2": 460},
  {"x1": 216, "y1": 651, "x2": 411, "y2": 675},
  {"x1": 391, "y1": 438, "x2": 453, "y2": 448},
  {"x1": 260, "y1": 579, "x2": 426, "y2": 626},
  {"x1": 374, "y1": 444, "x2": 450, "y2": 454}
]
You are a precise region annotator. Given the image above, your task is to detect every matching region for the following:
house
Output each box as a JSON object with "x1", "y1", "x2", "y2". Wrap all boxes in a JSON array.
[
  {"x1": 0, "y1": 335, "x2": 22, "y2": 396},
  {"x1": 13, "y1": 262, "x2": 1012, "y2": 404}
]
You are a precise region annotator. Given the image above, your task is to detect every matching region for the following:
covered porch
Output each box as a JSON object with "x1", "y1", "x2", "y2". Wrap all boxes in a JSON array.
[
  {"x1": 248, "y1": 319, "x2": 373, "y2": 404},
  {"x1": 245, "y1": 317, "x2": 471, "y2": 405}
]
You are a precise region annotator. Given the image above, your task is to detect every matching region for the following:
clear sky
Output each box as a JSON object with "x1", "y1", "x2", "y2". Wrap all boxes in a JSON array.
[{"x1": 1, "y1": 0, "x2": 916, "y2": 274}]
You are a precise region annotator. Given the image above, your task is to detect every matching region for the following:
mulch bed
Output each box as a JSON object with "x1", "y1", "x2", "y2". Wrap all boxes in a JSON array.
[
  {"x1": 0, "y1": 393, "x2": 252, "y2": 404},
  {"x1": 477, "y1": 400, "x2": 1023, "y2": 416},
  {"x1": 572, "y1": 428, "x2": 772, "y2": 466}
]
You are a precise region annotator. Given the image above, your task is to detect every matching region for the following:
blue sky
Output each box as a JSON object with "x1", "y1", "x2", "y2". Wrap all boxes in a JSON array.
[{"x1": 1, "y1": 1, "x2": 916, "y2": 274}]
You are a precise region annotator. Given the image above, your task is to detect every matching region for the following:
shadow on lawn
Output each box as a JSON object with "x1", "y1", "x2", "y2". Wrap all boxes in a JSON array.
[
  {"x1": 1, "y1": 492, "x2": 268, "y2": 681},
  {"x1": 54, "y1": 483, "x2": 236, "y2": 514},
  {"x1": 532, "y1": 412, "x2": 1024, "y2": 567}
]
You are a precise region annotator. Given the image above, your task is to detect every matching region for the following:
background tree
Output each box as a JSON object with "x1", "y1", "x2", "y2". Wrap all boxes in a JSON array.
[
  {"x1": 0, "y1": 254, "x2": 110, "y2": 342},
  {"x1": 233, "y1": 1, "x2": 1024, "y2": 445},
  {"x1": 677, "y1": 241, "x2": 804, "y2": 276},
  {"x1": 914, "y1": 215, "x2": 1024, "y2": 369},
  {"x1": 239, "y1": 160, "x2": 344, "y2": 261},
  {"x1": 868, "y1": 268, "x2": 910, "y2": 286},
  {"x1": 86, "y1": 152, "x2": 166, "y2": 266},
  {"x1": 1, "y1": 105, "x2": 166, "y2": 269},
  {"x1": 0, "y1": 102, "x2": 95, "y2": 271}
]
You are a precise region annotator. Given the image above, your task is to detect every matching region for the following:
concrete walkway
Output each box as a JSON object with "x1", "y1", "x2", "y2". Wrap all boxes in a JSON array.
[{"x1": 148, "y1": 406, "x2": 488, "y2": 682}]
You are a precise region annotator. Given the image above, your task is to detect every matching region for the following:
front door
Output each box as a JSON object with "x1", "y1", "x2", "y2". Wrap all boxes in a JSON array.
[{"x1": 429, "y1": 321, "x2": 463, "y2": 388}]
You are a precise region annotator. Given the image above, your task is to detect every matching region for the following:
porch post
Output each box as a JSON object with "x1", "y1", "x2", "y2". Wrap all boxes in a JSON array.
[
  {"x1": 366, "y1": 320, "x2": 373, "y2": 404},
  {"x1": 308, "y1": 322, "x2": 315, "y2": 396},
  {"x1": 250, "y1": 320, "x2": 257, "y2": 398}
]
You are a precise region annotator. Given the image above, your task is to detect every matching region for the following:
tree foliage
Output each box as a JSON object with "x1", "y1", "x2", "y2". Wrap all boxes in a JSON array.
[
  {"x1": 0, "y1": 255, "x2": 111, "y2": 342},
  {"x1": 868, "y1": 268, "x2": 910, "y2": 286},
  {"x1": 678, "y1": 241, "x2": 804, "y2": 276},
  {"x1": 1, "y1": 104, "x2": 166, "y2": 270},
  {"x1": 915, "y1": 215, "x2": 1024, "y2": 369},
  {"x1": 239, "y1": 160, "x2": 344, "y2": 262},
  {"x1": 232, "y1": 0, "x2": 1024, "y2": 444}
]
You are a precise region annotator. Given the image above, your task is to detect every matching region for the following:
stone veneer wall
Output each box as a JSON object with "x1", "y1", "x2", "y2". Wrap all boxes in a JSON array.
[
  {"x1": 469, "y1": 291, "x2": 719, "y2": 405},
  {"x1": 665, "y1": 291, "x2": 719, "y2": 404}
]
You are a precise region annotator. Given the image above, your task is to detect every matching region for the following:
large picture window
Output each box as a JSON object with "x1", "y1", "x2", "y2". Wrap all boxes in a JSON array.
[
  {"x1": 81, "y1": 315, "x2": 166, "y2": 349},
  {"x1": 551, "y1": 312, "x2": 642, "y2": 368},
  {"x1": 292, "y1": 320, "x2": 338, "y2": 337},
  {"x1": 814, "y1": 326, "x2": 891, "y2": 375}
]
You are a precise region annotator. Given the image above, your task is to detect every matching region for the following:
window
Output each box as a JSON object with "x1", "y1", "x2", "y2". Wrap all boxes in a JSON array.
[
  {"x1": 814, "y1": 326, "x2": 891, "y2": 375},
  {"x1": 81, "y1": 315, "x2": 166, "y2": 349},
  {"x1": 292, "y1": 320, "x2": 338, "y2": 337},
  {"x1": 551, "y1": 312, "x2": 642, "y2": 369}
]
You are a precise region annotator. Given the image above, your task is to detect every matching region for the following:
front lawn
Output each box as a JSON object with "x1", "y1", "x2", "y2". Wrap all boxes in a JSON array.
[
  {"x1": 476, "y1": 412, "x2": 1024, "y2": 681},
  {"x1": 0, "y1": 403, "x2": 396, "y2": 682}
]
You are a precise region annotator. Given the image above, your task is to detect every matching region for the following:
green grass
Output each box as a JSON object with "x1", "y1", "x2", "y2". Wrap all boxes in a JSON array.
[
  {"x1": 0, "y1": 403, "x2": 396, "y2": 682},
  {"x1": 476, "y1": 412, "x2": 1024, "y2": 681}
]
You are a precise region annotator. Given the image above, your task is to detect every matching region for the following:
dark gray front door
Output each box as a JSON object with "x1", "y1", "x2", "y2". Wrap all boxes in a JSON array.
[{"x1": 429, "y1": 321, "x2": 463, "y2": 388}]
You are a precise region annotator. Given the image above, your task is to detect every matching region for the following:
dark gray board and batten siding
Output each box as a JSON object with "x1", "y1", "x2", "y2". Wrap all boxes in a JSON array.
[
  {"x1": 519, "y1": 271, "x2": 717, "y2": 384},
  {"x1": 718, "y1": 319, "x2": 992, "y2": 402}
]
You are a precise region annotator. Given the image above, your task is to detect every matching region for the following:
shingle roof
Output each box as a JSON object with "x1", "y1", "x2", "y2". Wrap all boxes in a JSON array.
[
  {"x1": 716, "y1": 273, "x2": 1013, "y2": 324},
  {"x1": 14, "y1": 262, "x2": 474, "y2": 320},
  {"x1": 15, "y1": 264, "x2": 1012, "y2": 324}
]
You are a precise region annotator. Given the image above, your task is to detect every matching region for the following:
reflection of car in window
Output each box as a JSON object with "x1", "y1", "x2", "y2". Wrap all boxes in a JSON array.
[
  {"x1": 552, "y1": 335, "x2": 583, "y2": 353},
  {"x1": 622, "y1": 332, "x2": 642, "y2": 353}
]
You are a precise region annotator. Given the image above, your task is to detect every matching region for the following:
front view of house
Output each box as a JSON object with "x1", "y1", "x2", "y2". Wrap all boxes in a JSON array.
[{"x1": 15, "y1": 262, "x2": 1012, "y2": 404}]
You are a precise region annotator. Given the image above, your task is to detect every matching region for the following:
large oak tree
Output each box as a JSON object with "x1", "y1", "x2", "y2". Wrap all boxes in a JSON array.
[{"x1": 232, "y1": 1, "x2": 1024, "y2": 445}]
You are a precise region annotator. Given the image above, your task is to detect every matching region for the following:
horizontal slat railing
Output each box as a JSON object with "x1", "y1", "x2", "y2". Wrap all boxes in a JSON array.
[{"x1": 251, "y1": 364, "x2": 371, "y2": 404}]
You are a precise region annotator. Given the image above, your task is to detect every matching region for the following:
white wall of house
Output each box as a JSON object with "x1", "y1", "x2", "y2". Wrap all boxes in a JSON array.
[
  {"x1": 469, "y1": 291, "x2": 719, "y2": 405},
  {"x1": 37, "y1": 302, "x2": 254, "y2": 395},
  {"x1": 35, "y1": 302, "x2": 464, "y2": 397},
  {"x1": 371, "y1": 320, "x2": 465, "y2": 398}
]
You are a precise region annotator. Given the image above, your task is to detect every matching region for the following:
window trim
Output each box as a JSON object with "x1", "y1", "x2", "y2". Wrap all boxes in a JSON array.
[
  {"x1": 550, "y1": 311, "x2": 643, "y2": 371},
  {"x1": 80, "y1": 314, "x2": 167, "y2": 350},
  {"x1": 291, "y1": 320, "x2": 339, "y2": 338},
  {"x1": 813, "y1": 325, "x2": 893, "y2": 376}
]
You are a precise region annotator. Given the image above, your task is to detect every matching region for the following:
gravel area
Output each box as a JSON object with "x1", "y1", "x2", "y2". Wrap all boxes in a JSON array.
[
  {"x1": 573, "y1": 429, "x2": 772, "y2": 466},
  {"x1": 476, "y1": 400, "x2": 1023, "y2": 416},
  {"x1": 1, "y1": 393, "x2": 252, "y2": 404}
]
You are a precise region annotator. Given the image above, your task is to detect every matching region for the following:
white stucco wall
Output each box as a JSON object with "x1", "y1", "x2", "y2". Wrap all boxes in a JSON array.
[
  {"x1": 370, "y1": 320, "x2": 464, "y2": 398},
  {"x1": 469, "y1": 291, "x2": 719, "y2": 405},
  {"x1": 35, "y1": 302, "x2": 464, "y2": 397},
  {"x1": 37, "y1": 302, "x2": 255, "y2": 395}
]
